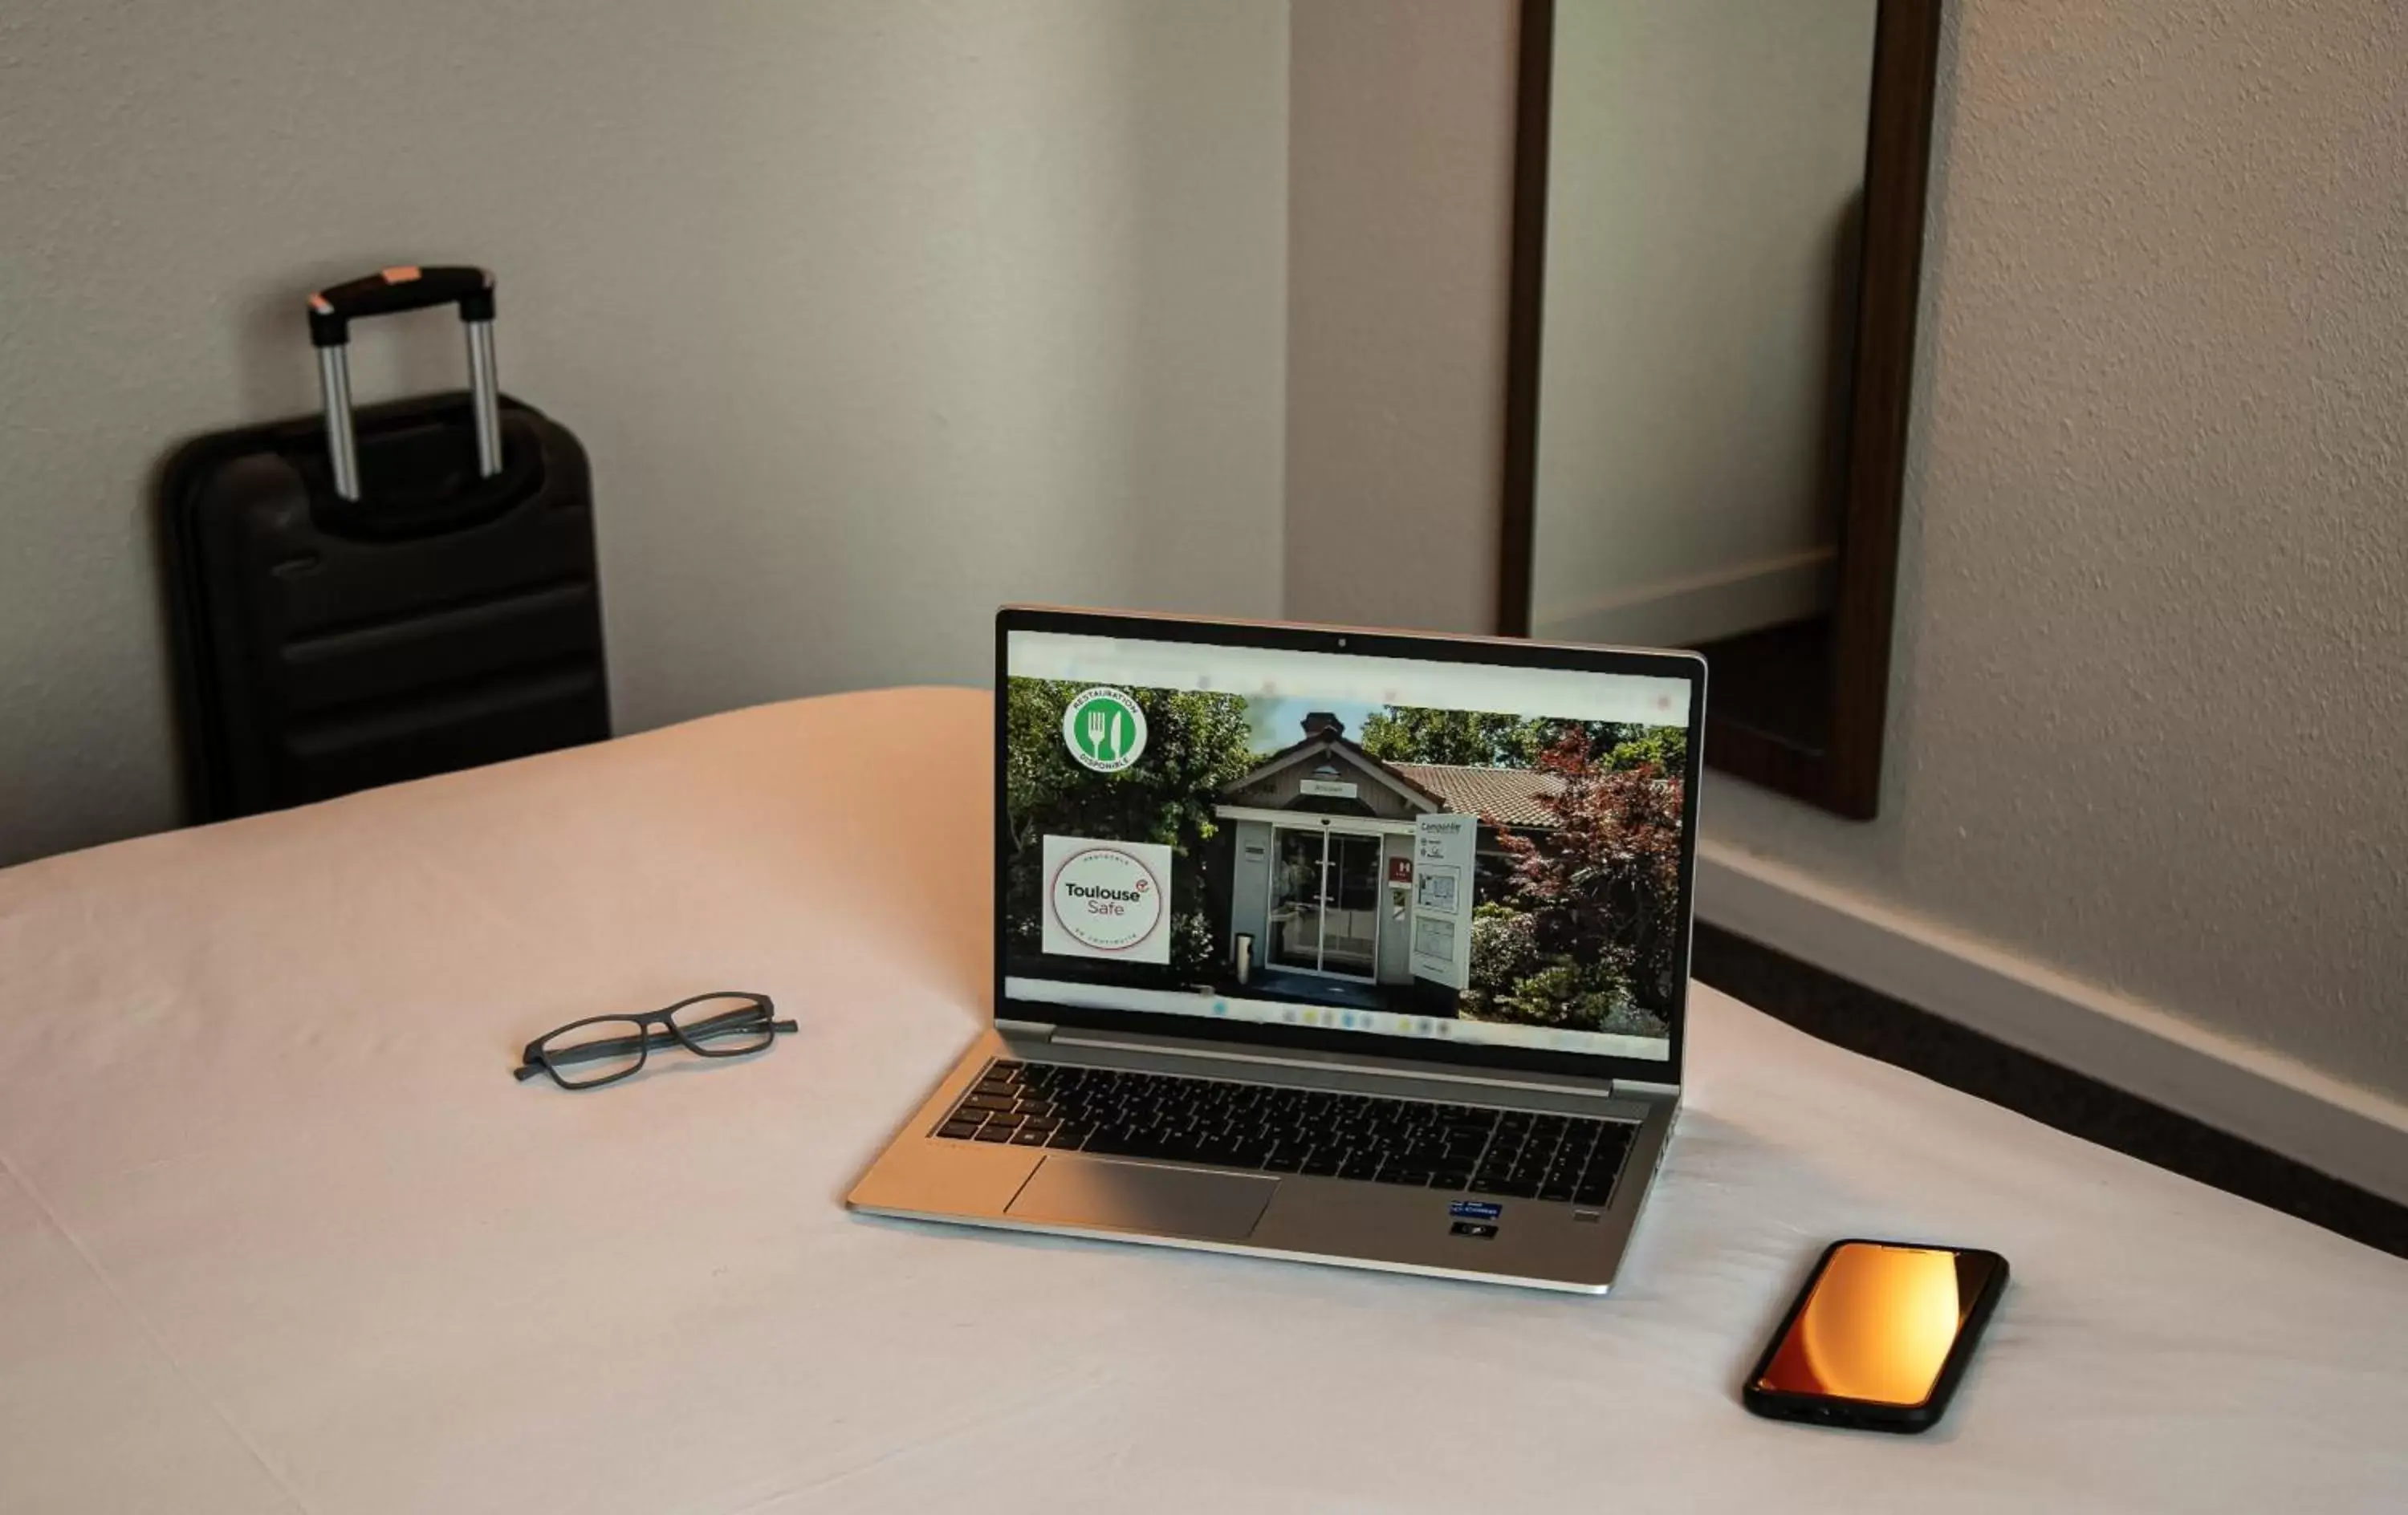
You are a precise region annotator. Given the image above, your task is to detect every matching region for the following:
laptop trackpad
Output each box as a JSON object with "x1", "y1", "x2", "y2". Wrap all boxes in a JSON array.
[{"x1": 1006, "y1": 1156, "x2": 1277, "y2": 1240}]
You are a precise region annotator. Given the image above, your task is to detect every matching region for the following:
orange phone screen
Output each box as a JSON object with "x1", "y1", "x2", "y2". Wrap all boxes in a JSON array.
[{"x1": 1756, "y1": 1243, "x2": 1999, "y2": 1406}]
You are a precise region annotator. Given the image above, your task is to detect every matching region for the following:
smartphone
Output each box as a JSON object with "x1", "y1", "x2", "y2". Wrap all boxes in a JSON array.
[{"x1": 1743, "y1": 1238, "x2": 2007, "y2": 1434}]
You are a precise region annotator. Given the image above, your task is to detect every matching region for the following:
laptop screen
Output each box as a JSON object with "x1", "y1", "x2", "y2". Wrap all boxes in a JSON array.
[{"x1": 1001, "y1": 624, "x2": 1698, "y2": 1066}]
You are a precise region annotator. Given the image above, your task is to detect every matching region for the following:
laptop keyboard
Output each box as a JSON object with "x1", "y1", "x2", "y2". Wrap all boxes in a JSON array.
[{"x1": 935, "y1": 1060, "x2": 1636, "y2": 1207}]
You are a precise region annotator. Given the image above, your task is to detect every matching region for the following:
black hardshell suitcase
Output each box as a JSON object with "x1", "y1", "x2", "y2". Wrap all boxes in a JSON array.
[{"x1": 161, "y1": 266, "x2": 609, "y2": 822}]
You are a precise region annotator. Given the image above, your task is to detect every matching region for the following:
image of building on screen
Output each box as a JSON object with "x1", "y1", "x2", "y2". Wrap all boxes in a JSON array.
[{"x1": 1003, "y1": 680, "x2": 1687, "y2": 1041}]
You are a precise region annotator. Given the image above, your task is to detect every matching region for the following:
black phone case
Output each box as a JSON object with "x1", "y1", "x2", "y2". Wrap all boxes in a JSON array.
[{"x1": 1740, "y1": 1237, "x2": 2008, "y2": 1434}]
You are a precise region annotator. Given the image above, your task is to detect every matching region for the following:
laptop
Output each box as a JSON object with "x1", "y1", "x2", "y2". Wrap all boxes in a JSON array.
[{"x1": 848, "y1": 607, "x2": 1705, "y2": 1293}]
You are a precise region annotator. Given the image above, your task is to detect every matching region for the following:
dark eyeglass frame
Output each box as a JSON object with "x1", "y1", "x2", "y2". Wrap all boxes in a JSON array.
[{"x1": 513, "y1": 991, "x2": 796, "y2": 1090}]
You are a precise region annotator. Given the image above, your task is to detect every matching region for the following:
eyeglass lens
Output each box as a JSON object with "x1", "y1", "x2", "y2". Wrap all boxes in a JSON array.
[
  {"x1": 667, "y1": 996, "x2": 775, "y2": 1056},
  {"x1": 539, "y1": 1017, "x2": 652, "y2": 1087}
]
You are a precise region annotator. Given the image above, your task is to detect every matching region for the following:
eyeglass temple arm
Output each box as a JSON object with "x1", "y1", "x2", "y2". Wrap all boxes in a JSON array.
[{"x1": 510, "y1": 1018, "x2": 799, "y2": 1081}]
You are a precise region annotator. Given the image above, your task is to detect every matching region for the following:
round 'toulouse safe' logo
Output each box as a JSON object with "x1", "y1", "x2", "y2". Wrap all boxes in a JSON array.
[
  {"x1": 1048, "y1": 845, "x2": 1165, "y2": 952},
  {"x1": 1061, "y1": 686, "x2": 1147, "y2": 773}
]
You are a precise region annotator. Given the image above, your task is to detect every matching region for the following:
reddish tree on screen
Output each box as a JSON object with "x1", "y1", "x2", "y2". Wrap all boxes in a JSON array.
[{"x1": 1495, "y1": 732, "x2": 1686, "y2": 1005}]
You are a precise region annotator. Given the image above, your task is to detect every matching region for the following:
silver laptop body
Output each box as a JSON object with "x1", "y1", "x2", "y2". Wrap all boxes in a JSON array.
[{"x1": 849, "y1": 608, "x2": 1706, "y2": 1294}]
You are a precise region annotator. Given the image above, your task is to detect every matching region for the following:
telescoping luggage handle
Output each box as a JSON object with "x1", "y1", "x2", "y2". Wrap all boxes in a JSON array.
[{"x1": 307, "y1": 266, "x2": 501, "y2": 502}]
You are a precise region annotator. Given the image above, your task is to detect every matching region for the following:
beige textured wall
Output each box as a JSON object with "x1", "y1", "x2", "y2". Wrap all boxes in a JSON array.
[
  {"x1": 1708, "y1": 0, "x2": 2408, "y2": 1094},
  {"x1": 1283, "y1": 0, "x2": 1519, "y2": 635},
  {"x1": 0, "y1": 0, "x2": 1289, "y2": 867}
]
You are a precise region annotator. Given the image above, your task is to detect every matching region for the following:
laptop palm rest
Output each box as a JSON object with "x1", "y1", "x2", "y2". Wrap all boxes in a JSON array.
[{"x1": 1006, "y1": 1156, "x2": 1277, "y2": 1240}]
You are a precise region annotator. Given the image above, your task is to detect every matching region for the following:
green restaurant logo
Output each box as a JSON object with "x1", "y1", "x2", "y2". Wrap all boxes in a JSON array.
[{"x1": 1061, "y1": 686, "x2": 1147, "y2": 773}]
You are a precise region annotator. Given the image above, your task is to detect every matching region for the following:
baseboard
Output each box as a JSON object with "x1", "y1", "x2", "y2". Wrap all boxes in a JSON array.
[
  {"x1": 1533, "y1": 547, "x2": 1834, "y2": 648},
  {"x1": 1695, "y1": 839, "x2": 2408, "y2": 1208}
]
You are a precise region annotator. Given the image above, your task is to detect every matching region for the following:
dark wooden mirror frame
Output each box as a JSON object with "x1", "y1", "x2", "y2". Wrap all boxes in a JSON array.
[{"x1": 1495, "y1": 0, "x2": 1944, "y2": 819}]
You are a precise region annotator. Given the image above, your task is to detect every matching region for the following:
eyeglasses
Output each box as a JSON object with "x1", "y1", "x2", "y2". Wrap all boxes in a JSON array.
[{"x1": 513, "y1": 992, "x2": 796, "y2": 1090}]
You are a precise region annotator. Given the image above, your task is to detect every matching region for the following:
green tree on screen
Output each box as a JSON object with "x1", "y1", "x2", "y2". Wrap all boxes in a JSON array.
[
  {"x1": 1358, "y1": 707, "x2": 1637, "y2": 769},
  {"x1": 1605, "y1": 725, "x2": 1687, "y2": 775},
  {"x1": 1003, "y1": 680, "x2": 1255, "y2": 977}
]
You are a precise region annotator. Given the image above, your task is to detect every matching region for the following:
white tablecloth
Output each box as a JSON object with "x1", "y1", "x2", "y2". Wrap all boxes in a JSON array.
[{"x1": 2, "y1": 688, "x2": 2402, "y2": 1513}]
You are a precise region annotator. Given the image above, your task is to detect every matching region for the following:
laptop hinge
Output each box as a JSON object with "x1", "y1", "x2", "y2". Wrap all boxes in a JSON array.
[
  {"x1": 1609, "y1": 1078, "x2": 1680, "y2": 1101},
  {"x1": 995, "y1": 1018, "x2": 1058, "y2": 1041}
]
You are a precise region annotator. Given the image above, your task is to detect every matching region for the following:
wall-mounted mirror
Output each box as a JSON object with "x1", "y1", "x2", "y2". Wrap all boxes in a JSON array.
[{"x1": 1497, "y1": 0, "x2": 1943, "y2": 818}]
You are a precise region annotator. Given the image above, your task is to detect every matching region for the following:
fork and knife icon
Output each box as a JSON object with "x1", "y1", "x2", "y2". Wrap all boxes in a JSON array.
[{"x1": 1084, "y1": 709, "x2": 1125, "y2": 763}]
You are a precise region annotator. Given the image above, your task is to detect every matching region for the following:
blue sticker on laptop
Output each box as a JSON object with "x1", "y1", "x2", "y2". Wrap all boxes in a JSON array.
[{"x1": 1450, "y1": 1200, "x2": 1503, "y2": 1221}]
